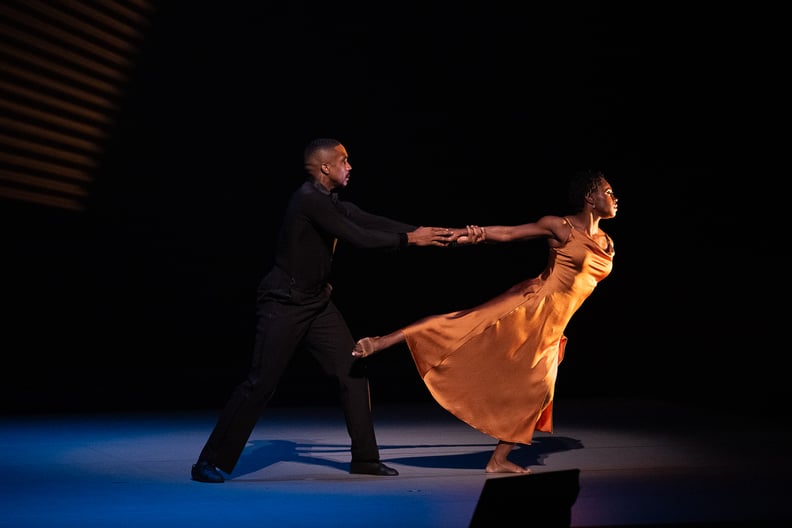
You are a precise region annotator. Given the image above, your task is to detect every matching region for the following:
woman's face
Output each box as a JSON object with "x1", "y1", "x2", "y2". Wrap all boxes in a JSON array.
[{"x1": 591, "y1": 178, "x2": 618, "y2": 218}]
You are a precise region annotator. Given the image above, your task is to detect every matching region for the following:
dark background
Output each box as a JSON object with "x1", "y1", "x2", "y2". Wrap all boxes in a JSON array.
[{"x1": 1, "y1": 2, "x2": 779, "y2": 414}]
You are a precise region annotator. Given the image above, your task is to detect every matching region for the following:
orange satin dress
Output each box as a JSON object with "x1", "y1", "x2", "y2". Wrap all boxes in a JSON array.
[{"x1": 403, "y1": 219, "x2": 614, "y2": 444}]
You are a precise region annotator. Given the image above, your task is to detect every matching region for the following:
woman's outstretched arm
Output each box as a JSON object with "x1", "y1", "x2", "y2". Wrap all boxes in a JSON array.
[{"x1": 352, "y1": 332, "x2": 407, "y2": 358}]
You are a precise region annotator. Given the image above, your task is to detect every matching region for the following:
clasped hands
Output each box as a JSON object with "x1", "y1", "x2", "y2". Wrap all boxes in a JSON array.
[{"x1": 409, "y1": 225, "x2": 486, "y2": 247}]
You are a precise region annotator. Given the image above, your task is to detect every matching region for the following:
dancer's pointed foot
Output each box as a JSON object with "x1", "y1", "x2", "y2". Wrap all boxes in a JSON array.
[
  {"x1": 352, "y1": 337, "x2": 379, "y2": 358},
  {"x1": 485, "y1": 460, "x2": 531, "y2": 474}
]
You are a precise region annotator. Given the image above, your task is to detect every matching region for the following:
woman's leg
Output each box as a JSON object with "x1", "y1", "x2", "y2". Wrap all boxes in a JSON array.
[
  {"x1": 485, "y1": 441, "x2": 531, "y2": 474},
  {"x1": 352, "y1": 330, "x2": 406, "y2": 357}
]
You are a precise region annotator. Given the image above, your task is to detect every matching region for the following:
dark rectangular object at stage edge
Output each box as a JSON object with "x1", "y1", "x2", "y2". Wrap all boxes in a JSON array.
[{"x1": 469, "y1": 468, "x2": 580, "y2": 527}]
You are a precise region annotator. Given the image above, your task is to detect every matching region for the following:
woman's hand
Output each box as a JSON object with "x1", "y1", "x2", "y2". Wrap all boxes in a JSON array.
[{"x1": 452, "y1": 225, "x2": 486, "y2": 245}]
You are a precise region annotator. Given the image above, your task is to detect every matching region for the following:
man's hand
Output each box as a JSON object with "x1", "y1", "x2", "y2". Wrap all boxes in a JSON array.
[{"x1": 407, "y1": 226, "x2": 454, "y2": 246}]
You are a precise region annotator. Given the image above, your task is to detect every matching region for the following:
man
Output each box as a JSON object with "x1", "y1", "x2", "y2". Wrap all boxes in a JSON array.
[{"x1": 191, "y1": 138, "x2": 454, "y2": 482}]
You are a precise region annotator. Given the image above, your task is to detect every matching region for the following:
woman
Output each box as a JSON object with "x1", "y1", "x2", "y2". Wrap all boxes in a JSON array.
[{"x1": 352, "y1": 170, "x2": 618, "y2": 473}]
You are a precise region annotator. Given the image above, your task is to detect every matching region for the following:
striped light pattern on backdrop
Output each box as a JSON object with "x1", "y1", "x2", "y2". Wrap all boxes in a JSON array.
[{"x1": 0, "y1": 0, "x2": 155, "y2": 211}]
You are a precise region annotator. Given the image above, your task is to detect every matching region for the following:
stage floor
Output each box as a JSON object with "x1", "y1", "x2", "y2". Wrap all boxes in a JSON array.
[{"x1": 0, "y1": 397, "x2": 789, "y2": 527}]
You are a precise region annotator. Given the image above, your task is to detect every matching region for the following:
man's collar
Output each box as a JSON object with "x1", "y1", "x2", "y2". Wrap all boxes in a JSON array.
[
  {"x1": 311, "y1": 179, "x2": 331, "y2": 196},
  {"x1": 311, "y1": 179, "x2": 338, "y2": 201}
]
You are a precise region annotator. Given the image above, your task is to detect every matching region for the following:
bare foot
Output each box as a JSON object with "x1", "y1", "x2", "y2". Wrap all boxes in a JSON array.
[
  {"x1": 352, "y1": 337, "x2": 378, "y2": 358},
  {"x1": 485, "y1": 460, "x2": 531, "y2": 474}
]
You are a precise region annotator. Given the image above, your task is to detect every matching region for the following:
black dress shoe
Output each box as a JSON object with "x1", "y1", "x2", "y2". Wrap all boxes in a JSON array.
[
  {"x1": 349, "y1": 461, "x2": 399, "y2": 476},
  {"x1": 191, "y1": 460, "x2": 225, "y2": 483}
]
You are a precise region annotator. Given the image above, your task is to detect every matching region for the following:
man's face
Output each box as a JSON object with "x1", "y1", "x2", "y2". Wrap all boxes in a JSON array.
[{"x1": 322, "y1": 145, "x2": 352, "y2": 189}]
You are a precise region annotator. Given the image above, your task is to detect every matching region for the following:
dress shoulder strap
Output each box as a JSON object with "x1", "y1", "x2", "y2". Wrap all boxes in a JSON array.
[{"x1": 561, "y1": 217, "x2": 575, "y2": 243}]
